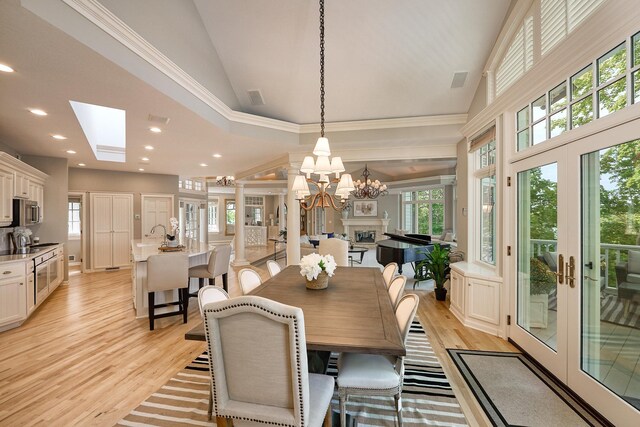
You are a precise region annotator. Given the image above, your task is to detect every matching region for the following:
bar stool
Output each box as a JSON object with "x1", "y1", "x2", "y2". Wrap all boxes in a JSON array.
[
  {"x1": 188, "y1": 244, "x2": 232, "y2": 294},
  {"x1": 147, "y1": 252, "x2": 189, "y2": 331}
]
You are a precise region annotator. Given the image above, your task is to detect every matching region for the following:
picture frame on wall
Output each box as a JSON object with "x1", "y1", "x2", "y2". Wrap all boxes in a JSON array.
[{"x1": 353, "y1": 200, "x2": 378, "y2": 217}]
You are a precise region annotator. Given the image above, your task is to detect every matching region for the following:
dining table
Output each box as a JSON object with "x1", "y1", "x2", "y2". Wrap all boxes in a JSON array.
[{"x1": 185, "y1": 265, "x2": 406, "y2": 357}]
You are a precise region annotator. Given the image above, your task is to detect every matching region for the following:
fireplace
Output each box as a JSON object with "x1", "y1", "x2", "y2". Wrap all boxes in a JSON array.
[{"x1": 355, "y1": 230, "x2": 376, "y2": 243}]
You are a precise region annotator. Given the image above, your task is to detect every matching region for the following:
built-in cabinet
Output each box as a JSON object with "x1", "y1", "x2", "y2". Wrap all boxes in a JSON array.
[
  {"x1": 449, "y1": 262, "x2": 503, "y2": 337},
  {"x1": 91, "y1": 193, "x2": 133, "y2": 270},
  {"x1": 0, "y1": 153, "x2": 47, "y2": 226},
  {"x1": 0, "y1": 244, "x2": 64, "y2": 332}
]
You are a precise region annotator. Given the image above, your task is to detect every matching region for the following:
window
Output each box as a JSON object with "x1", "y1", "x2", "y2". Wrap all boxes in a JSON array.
[
  {"x1": 194, "y1": 181, "x2": 203, "y2": 192},
  {"x1": 208, "y1": 199, "x2": 219, "y2": 233},
  {"x1": 225, "y1": 199, "x2": 236, "y2": 235},
  {"x1": 68, "y1": 201, "x2": 81, "y2": 237},
  {"x1": 184, "y1": 201, "x2": 199, "y2": 240},
  {"x1": 245, "y1": 196, "x2": 264, "y2": 226},
  {"x1": 402, "y1": 188, "x2": 445, "y2": 236},
  {"x1": 517, "y1": 31, "x2": 640, "y2": 152},
  {"x1": 496, "y1": 16, "x2": 534, "y2": 96},
  {"x1": 472, "y1": 129, "x2": 497, "y2": 266},
  {"x1": 541, "y1": 0, "x2": 606, "y2": 56},
  {"x1": 183, "y1": 179, "x2": 193, "y2": 190}
]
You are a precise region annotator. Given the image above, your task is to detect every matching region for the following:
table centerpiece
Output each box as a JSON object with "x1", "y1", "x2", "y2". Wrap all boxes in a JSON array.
[{"x1": 300, "y1": 253, "x2": 337, "y2": 290}]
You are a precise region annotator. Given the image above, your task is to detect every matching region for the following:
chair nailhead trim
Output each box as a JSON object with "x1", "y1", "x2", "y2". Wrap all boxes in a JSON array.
[{"x1": 203, "y1": 302, "x2": 305, "y2": 426}]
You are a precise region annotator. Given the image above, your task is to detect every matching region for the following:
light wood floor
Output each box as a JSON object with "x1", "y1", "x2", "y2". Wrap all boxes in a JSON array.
[{"x1": 0, "y1": 253, "x2": 515, "y2": 426}]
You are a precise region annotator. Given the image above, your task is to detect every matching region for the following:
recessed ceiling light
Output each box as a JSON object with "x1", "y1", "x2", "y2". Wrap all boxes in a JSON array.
[
  {"x1": 212, "y1": 153, "x2": 222, "y2": 158},
  {"x1": 138, "y1": 168, "x2": 145, "y2": 172},
  {"x1": 200, "y1": 163, "x2": 208, "y2": 167},
  {"x1": 29, "y1": 108, "x2": 47, "y2": 116},
  {"x1": 66, "y1": 150, "x2": 76, "y2": 154},
  {"x1": 0, "y1": 64, "x2": 14, "y2": 73},
  {"x1": 78, "y1": 163, "x2": 86, "y2": 167},
  {"x1": 141, "y1": 157, "x2": 150, "y2": 161},
  {"x1": 144, "y1": 145, "x2": 154, "y2": 150},
  {"x1": 51, "y1": 134, "x2": 67, "y2": 140},
  {"x1": 149, "y1": 127, "x2": 162, "y2": 133}
]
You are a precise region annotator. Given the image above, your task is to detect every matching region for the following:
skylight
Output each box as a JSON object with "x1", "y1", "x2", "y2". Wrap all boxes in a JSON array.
[{"x1": 70, "y1": 100, "x2": 126, "y2": 162}]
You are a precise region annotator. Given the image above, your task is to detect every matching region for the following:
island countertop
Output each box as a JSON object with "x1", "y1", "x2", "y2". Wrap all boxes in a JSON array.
[{"x1": 130, "y1": 239, "x2": 211, "y2": 262}]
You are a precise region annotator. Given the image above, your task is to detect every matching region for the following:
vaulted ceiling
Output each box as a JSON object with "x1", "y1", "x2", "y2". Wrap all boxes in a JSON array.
[{"x1": 0, "y1": 0, "x2": 512, "y2": 179}]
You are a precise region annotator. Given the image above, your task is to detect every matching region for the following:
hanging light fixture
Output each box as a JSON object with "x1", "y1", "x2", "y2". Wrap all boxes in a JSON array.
[
  {"x1": 352, "y1": 164, "x2": 388, "y2": 199},
  {"x1": 294, "y1": 0, "x2": 353, "y2": 212},
  {"x1": 214, "y1": 176, "x2": 235, "y2": 187}
]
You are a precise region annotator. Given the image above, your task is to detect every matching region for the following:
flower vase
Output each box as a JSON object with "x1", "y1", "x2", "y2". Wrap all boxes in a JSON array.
[
  {"x1": 306, "y1": 271, "x2": 329, "y2": 290},
  {"x1": 167, "y1": 239, "x2": 178, "y2": 247}
]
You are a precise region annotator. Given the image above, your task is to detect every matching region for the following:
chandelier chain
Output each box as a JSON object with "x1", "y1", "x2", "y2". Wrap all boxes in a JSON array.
[{"x1": 319, "y1": 0, "x2": 325, "y2": 137}]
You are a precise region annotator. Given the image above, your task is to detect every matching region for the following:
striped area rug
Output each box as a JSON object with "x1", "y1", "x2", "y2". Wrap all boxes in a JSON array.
[{"x1": 117, "y1": 319, "x2": 467, "y2": 426}]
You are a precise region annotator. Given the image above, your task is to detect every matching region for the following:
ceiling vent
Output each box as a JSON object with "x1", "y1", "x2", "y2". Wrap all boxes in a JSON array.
[
  {"x1": 450, "y1": 71, "x2": 468, "y2": 89},
  {"x1": 147, "y1": 114, "x2": 170, "y2": 125},
  {"x1": 247, "y1": 89, "x2": 265, "y2": 106}
]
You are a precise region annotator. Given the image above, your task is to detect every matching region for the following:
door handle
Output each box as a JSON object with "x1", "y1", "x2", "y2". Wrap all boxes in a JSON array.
[
  {"x1": 555, "y1": 254, "x2": 564, "y2": 284},
  {"x1": 567, "y1": 256, "x2": 576, "y2": 288},
  {"x1": 583, "y1": 275, "x2": 599, "y2": 282}
]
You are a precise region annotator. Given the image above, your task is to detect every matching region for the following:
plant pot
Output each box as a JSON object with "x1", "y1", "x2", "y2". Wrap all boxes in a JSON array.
[
  {"x1": 167, "y1": 239, "x2": 178, "y2": 247},
  {"x1": 434, "y1": 287, "x2": 447, "y2": 301},
  {"x1": 306, "y1": 271, "x2": 329, "y2": 290}
]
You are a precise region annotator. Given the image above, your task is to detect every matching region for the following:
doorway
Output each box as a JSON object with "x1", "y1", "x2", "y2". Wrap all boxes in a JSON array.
[
  {"x1": 67, "y1": 192, "x2": 86, "y2": 274},
  {"x1": 510, "y1": 118, "x2": 640, "y2": 425},
  {"x1": 141, "y1": 194, "x2": 174, "y2": 240}
]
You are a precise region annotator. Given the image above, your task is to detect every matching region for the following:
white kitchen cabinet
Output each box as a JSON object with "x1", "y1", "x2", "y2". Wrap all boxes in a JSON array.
[
  {"x1": 91, "y1": 193, "x2": 133, "y2": 270},
  {"x1": 0, "y1": 168, "x2": 14, "y2": 225},
  {"x1": 14, "y1": 171, "x2": 30, "y2": 199},
  {"x1": 0, "y1": 263, "x2": 27, "y2": 330},
  {"x1": 449, "y1": 262, "x2": 503, "y2": 337}
]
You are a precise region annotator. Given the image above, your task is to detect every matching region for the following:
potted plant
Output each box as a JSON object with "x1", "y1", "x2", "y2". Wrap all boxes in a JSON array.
[
  {"x1": 416, "y1": 244, "x2": 451, "y2": 301},
  {"x1": 529, "y1": 257, "x2": 556, "y2": 328},
  {"x1": 167, "y1": 217, "x2": 179, "y2": 247}
]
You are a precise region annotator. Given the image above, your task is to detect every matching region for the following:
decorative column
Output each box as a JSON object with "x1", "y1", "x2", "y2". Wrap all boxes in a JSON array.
[
  {"x1": 278, "y1": 193, "x2": 286, "y2": 232},
  {"x1": 286, "y1": 167, "x2": 301, "y2": 265},
  {"x1": 231, "y1": 182, "x2": 249, "y2": 267}
]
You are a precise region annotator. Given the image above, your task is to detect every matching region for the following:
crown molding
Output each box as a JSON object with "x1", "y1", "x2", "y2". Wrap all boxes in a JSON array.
[{"x1": 298, "y1": 114, "x2": 468, "y2": 134}]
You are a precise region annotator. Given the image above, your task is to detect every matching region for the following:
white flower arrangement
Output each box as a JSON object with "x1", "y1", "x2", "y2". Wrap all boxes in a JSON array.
[
  {"x1": 299, "y1": 253, "x2": 337, "y2": 281},
  {"x1": 14, "y1": 227, "x2": 32, "y2": 237},
  {"x1": 169, "y1": 217, "x2": 179, "y2": 235}
]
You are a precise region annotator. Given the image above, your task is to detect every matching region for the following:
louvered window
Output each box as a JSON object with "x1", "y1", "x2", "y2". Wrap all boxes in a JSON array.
[
  {"x1": 541, "y1": 0, "x2": 606, "y2": 56},
  {"x1": 496, "y1": 15, "x2": 535, "y2": 96}
]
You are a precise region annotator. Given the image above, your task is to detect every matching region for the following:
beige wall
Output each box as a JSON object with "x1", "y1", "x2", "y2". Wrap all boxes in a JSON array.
[
  {"x1": 455, "y1": 139, "x2": 468, "y2": 257},
  {"x1": 68, "y1": 167, "x2": 179, "y2": 269},
  {"x1": 22, "y1": 155, "x2": 70, "y2": 280}
]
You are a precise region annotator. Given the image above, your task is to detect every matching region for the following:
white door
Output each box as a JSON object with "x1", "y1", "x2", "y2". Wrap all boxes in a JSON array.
[
  {"x1": 142, "y1": 195, "x2": 172, "y2": 239},
  {"x1": 510, "y1": 119, "x2": 640, "y2": 425},
  {"x1": 111, "y1": 194, "x2": 133, "y2": 267},
  {"x1": 91, "y1": 194, "x2": 113, "y2": 269}
]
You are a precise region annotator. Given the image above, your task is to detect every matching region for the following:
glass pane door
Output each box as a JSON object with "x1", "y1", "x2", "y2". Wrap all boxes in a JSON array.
[
  {"x1": 511, "y1": 146, "x2": 568, "y2": 380},
  {"x1": 517, "y1": 163, "x2": 559, "y2": 349},
  {"x1": 572, "y1": 138, "x2": 640, "y2": 417}
]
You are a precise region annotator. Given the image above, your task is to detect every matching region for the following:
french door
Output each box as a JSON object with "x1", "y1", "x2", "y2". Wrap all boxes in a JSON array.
[{"x1": 510, "y1": 118, "x2": 640, "y2": 426}]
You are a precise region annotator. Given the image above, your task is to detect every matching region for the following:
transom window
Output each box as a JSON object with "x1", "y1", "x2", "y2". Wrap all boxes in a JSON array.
[{"x1": 517, "y1": 31, "x2": 640, "y2": 152}]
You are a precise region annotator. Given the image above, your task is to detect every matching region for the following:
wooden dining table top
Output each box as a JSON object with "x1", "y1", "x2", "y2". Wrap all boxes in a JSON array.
[{"x1": 186, "y1": 265, "x2": 406, "y2": 356}]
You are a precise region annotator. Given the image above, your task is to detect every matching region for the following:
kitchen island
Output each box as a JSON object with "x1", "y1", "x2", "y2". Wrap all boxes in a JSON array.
[{"x1": 130, "y1": 239, "x2": 211, "y2": 319}]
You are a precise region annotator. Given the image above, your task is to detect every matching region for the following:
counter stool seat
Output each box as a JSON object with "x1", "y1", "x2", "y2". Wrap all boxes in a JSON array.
[{"x1": 188, "y1": 244, "x2": 231, "y2": 296}]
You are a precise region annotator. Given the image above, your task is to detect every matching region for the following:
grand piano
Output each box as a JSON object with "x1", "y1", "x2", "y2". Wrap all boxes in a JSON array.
[{"x1": 376, "y1": 233, "x2": 446, "y2": 273}]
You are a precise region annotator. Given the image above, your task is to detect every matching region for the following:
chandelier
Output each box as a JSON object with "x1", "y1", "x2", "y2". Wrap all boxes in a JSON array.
[
  {"x1": 292, "y1": 0, "x2": 353, "y2": 211},
  {"x1": 215, "y1": 176, "x2": 235, "y2": 187},
  {"x1": 352, "y1": 165, "x2": 388, "y2": 199}
]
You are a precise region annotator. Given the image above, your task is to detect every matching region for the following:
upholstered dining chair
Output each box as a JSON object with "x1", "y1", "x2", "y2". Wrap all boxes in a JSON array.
[
  {"x1": 388, "y1": 275, "x2": 407, "y2": 308},
  {"x1": 382, "y1": 262, "x2": 398, "y2": 288},
  {"x1": 238, "y1": 268, "x2": 262, "y2": 295},
  {"x1": 146, "y1": 252, "x2": 190, "y2": 331},
  {"x1": 188, "y1": 244, "x2": 232, "y2": 294},
  {"x1": 266, "y1": 260, "x2": 282, "y2": 278},
  {"x1": 337, "y1": 293, "x2": 419, "y2": 427},
  {"x1": 319, "y1": 238, "x2": 349, "y2": 267},
  {"x1": 201, "y1": 295, "x2": 335, "y2": 426}
]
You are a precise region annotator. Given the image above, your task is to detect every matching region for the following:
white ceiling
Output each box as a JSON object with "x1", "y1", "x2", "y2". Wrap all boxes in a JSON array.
[
  {"x1": 0, "y1": 0, "x2": 512, "y2": 179},
  {"x1": 193, "y1": 0, "x2": 511, "y2": 123}
]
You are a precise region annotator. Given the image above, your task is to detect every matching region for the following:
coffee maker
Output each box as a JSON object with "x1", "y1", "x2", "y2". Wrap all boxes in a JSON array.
[{"x1": 9, "y1": 232, "x2": 30, "y2": 254}]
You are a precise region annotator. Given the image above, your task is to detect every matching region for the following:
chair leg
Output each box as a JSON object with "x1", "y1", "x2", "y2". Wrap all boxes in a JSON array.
[
  {"x1": 182, "y1": 288, "x2": 189, "y2": 323},
  {"x1": 222, "y1": 273, "x2": 228, "y2": 292},
  {"x1": 148, "y1": 292, "x2": 155, "y2": 331},
  {"x1": 323, "y1": 405, "x2": 331, "y2": 427},
  {"x1": 394, "y1": 393, "x2": 402, "y2": 427},
  {"x1": 339, "y1": 392, "x2": 347, "y2": 427},
  {"x1": 209, "y1": 277, "x2": 215, "y2": 286},
  {"x1": 199, "y1": 277, "x2": 204, "y2": 289}
]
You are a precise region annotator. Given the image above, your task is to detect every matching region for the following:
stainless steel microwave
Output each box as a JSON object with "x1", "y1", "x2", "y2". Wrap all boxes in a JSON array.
[{"x1": 11, "y1": 199, "x2": 40, "y2": 226}]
